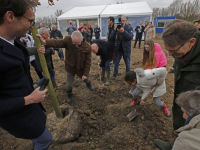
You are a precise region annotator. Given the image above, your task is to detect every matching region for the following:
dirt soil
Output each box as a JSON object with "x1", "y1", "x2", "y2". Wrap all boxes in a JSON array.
[{"x1": 0, "y1": 37, "x2": 176, "y2": 150}]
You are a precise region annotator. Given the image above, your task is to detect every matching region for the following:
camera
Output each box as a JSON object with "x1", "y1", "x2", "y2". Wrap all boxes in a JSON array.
[
  {"x1": 117, "y1": 15, "x2": 123, "y2": 29},
  {"x1": 70, "y1": 22, "x2": 72, "y2": 25}
]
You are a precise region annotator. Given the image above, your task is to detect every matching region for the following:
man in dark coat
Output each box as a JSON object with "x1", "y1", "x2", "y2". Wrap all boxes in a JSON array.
[
  {"x1": 133, "y1": 20, "x2": 145, "y2": 49},
  {"x1": 154, "y1": 19, "x2": 200, "y2": 149},
  {"x1": 110, "y1": 15, "x2": 133, "y2": 80},
  {"x1": 94, "y1": 23, "x2": 101, "y2": 39},
  {"x1": 107, "y1": 16, "x2": 115, "y2": 67},
  {"x1": 50, "y1": 24, "x2": 64, "y2": 60},
  {"x1": 0, "y1": 0, "x2": 50, "y2": 149},
  {"x1": 91, "y1": 40, "x2": 114, "y2": 85},
  {"x1": 37, "y1": 31, "x2": 94, "y2": 103}
]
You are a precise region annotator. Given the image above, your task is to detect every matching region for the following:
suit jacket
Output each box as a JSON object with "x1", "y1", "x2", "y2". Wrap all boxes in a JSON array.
[
  {"x1": 94, "y1": 26, "x2": 101, "y2": 37},
  {"x1": 0, "y1": 38, "x2": 46, "y2": 139},
  {"x1": 92, "y1": 40, "x2": 114, "y2": 65}
]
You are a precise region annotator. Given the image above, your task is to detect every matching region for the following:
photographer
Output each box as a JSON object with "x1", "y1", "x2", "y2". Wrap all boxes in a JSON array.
[
  {"x1": 110, "y1": 15, "x2": 133, "y2": 80},
  {"x1": 66, "y1": 20, "x2": 77, "y2": 35},
  {"x1": 50, "y1": 24, "x2": 64, "y2": 61},
  {"x1": 81, "y1": 24, "x2": 91, "y2": 43}
]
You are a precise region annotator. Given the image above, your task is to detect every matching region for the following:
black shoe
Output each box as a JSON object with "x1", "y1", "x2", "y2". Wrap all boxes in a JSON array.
[
  {"x1": 86, "y1": 82, "x2": 94, "y2": 91},
  {"x1": 154, "y1": 139, "x2": 174, "y2": 150},
  {"x1": 133, "y1": 46, "x2": 136, "y2": 48},
  {"x1": 169, "y1": 70, "x2": 174, "y2": 73},
  {"x1": 67, "y1": 89, "x2": 72, "y2": 103},
  {"x1": 112, "y1": 74, "x2": 117, "y2": 80}
]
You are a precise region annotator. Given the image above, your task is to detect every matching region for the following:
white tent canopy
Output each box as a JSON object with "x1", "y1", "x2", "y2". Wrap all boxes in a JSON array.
[
  {"x1": 57, "y1": 5, "x2": 107, "y2": 20},
  {"x1": 57, "y1": 1, "x2": 153, "y2": 20},
  {"x1": 100, "y1": 2, "x2": 153, "y2": 17}
]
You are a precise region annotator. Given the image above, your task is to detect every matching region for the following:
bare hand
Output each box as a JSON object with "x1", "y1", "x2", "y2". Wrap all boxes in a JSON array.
[
  {"x1": 24, "y1": 87, "x2": 48, "y2": 105},
  {"x1": 114, "y1": 23, "x2": 117, "y2": 30},
  {"x1": 56, "y1": 37, "x2": 59, "y2": 39},
  {"x1": 51, "y1": 37, "x2": 54, "y2": 39},
  {"x1": 140, "y1": 100, "x2": 145, "y2": 105},
  {"x1": 82, "y1": 76, "x2": 87, "y2": 81},
  {"x1": 38, "y1": 45, "x2": 45, "y2": 54},
  {"x1": 117, "y1": 27, "x2": 124, "y2": 33},
  {"x1": 36, "y1": 34, "x2": 46, "y2": 45}
]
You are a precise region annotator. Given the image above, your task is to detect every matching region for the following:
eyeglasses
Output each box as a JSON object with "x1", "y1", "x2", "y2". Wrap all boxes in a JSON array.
[
  {"x1": 163, "y1": 40, "x2": 188, "y2": 54},
  {"x1": 22, "y1": 15, "x2": 35, "y2": 27}
]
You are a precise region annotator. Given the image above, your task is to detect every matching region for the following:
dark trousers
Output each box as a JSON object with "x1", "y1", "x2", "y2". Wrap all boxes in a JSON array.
[
  {"x1": 173, "y1": 100, "x2": 185, "y2": 130},
  {"x1": 95, "y1": 36, "x2": 100, "y2": 39},
  {"x1": 134, "y1": 33, "x2": 142, "y2": 48},
  {"x1": 30, "y1": 60, "x2": 43, "y2": 79}
]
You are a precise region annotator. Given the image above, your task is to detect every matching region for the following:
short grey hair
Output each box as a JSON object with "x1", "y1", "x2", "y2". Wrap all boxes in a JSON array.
[
  {"x1": 51, "y1": 24, "x2": 56, "y2": 27},
  {"x1": 162, "y1": 19, "x2": 200, "y2": 47},
  {"x1": 39, "y1": 27, "x2": 48, "y2": 35},
  {"x1": 121, "y1": 15, "x2": 126, "y2": 20},
  {"x1": 71, "y1": 31, "x2": 83, "y2": 40},
  {"x1": 176, "y1": 90, "x2": 200, "y2": 116}
]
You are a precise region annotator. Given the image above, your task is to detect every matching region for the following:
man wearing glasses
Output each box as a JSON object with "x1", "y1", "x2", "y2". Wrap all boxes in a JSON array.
[
  {"x1": 0, "y1": 0, "x2": 51, "y2": 150},
  {"x1": 110, "y1": 15, "x2": 133, "y2": 80},
  {"x1": 37, "y1": 31, "x2": 94, "y2": 103},
  {"x1": 155, "y1": 19, "x2": 200, "y2": 149}
]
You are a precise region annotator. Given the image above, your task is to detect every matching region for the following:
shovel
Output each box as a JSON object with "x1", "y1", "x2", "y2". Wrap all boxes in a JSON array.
[
  {"x1": 97, "y1": 56, "x2": 104, "y2": 88},
  {"x1": 127, "y1": 85, "x2": 159, "y2": 122}
]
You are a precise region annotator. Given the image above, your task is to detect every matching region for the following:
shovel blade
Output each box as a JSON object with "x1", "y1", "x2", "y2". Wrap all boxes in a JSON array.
[{"x1": 127, "y1": 109, "x2": 138, "y2": 122}]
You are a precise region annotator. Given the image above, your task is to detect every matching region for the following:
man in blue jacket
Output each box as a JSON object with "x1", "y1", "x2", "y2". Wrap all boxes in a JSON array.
[
  {"x1": 110, "y1": 15, "x2": 133, "y2": 80},
  {"x1": 0, "y1": 0, "x2": 51, "y2": 149},
  {"x1": 94, "y1": 23, "x2": 101, "y2": 39}
]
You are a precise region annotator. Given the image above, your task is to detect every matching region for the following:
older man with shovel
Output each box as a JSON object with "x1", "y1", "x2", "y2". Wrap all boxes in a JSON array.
[{"x1": 91, "y1": 40, "x2": 114, "y2": 86}]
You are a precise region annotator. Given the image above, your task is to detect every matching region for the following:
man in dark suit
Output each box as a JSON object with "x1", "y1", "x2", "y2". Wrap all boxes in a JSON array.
[
  {"x1": 0, "y1": 0, "x2": 51, "y2": 149},
  {"x1": 91, "y1": 40, "x2": 114, "y2": 85},
  {"x1": 94, "y1": 23, "x2": 101, "y2": 39},
  {"x1": 133, "y1": 20, "x2": 145, "y2": 49}
]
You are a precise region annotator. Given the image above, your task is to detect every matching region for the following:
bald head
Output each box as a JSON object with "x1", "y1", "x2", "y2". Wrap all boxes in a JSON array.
[
  {"x1": 91, "y1": 43, "x2": 98, "y2": 54},
  {"x1": 71, "y1": 31, "x2": 83, "y2": 47}
]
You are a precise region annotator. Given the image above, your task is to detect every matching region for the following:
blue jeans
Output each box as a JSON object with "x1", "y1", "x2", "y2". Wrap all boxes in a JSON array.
[
  {"x1": 37, "y1": 69, "x2": 55, "y2": 86},
  {"x1": 57, "y1": 48, "x2": 64, "y2": 59},
  {"x1": 31, "y1": 128, "x2": 52, "y2": 150},
  {"x1": 114, "y1": 51, "x2": 130, "y2": 75}
]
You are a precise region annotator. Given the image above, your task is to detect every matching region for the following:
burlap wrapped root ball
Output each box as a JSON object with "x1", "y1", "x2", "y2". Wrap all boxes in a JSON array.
[{"x1": 46, "y1": 104, "x2": 82, "y2": 144}]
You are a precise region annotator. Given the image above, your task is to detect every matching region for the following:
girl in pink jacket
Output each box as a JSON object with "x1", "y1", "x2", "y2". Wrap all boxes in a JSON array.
[{"x1": 142, "y1": 39, "x2": 167, "y2": 69}]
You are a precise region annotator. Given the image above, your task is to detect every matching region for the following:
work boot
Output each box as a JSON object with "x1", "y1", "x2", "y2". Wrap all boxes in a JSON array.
[
  {"x1": 105, "y1": 70, "x2": 110, "y2": 86},
  {"x1": 66, "y1": 89, "x2": 72, "y2": 103},
  {"x1": 101, "y1": 67, "x2": 105, "y2": 81},
  {"x1": 52, "y1": 80, "x2": 57, "y2": 89},
  {"x1": 154, "y1": 139, "x2": 174, "y2": 150},
  {"x1": 162, "y1": 103, "x2": 170, "y2": 116},
  {"x1": 112, "y1": 74, "x2": 116, "y2": 80},
  {"x1": 86, "y1": 82, "x2": 94, "y2": 91},
  {"x1": 129, "y1": 98, "x2": 138, "y2": 107}
]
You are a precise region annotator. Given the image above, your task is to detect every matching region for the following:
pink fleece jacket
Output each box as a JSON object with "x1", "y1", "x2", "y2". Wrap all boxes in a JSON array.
[{"x1": 154, "y1": 43, "x2": 167, "y2": 67}]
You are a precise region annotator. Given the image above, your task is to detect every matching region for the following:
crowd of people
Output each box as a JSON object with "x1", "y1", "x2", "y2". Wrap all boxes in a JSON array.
[{"x1": 1, "y1": 0, "x2": 200, "y2": 150}]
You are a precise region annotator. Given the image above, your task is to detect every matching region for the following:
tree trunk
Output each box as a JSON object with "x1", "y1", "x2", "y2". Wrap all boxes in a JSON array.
[{"x1": 31, "y1": 23, "x2": 63, "y2": 118}]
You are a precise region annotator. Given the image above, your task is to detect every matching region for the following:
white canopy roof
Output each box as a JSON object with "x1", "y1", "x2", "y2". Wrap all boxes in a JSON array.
[
  {"x1": 57, "y1": 1, "x2": 153, "y2": 21},
  {"x1": 57, "y1": 5, "x2": 107, "y2": 20},
  {"x1": 101, "y1": 2, "x2": 153, "y2": 17}
]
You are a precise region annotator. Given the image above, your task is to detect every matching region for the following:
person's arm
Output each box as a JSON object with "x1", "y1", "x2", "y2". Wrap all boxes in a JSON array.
[
  {"x1": 122, "y1": 26, "x2": 134, "y2": 41},
  {"x1": 83, "y1": 47, "x2": 91, "y2": 77},
  {"x1": 99, "y1": 27, "x2": 101, "y2": 32},
  {"x1": 153, "y1": 27, "x2": 156, "y2": 39},
  {"x1": 58, "y1": 31, "x2": 63, "y2": 39},
  {"x1": 66, "y1": 27, "x2": 70, "y2": 32},
  {"x1": 0, "y1": 87, "x2": 47, "y2": 115},
  {"x1": 144, "y1": 26, "x2": 149, "y2": 32},
  {"x1": 86, "y1": 29, "x2": 91, "y2": 36},
  {"x1": 135, "y1": 26, "x2": 138, "y2": 32},
  {"x1": 27, "y1": 46, "x2": 45, "y2": 56},
  {"x1": 72, "y1": 26, "x2": 77, "y2": 31}
]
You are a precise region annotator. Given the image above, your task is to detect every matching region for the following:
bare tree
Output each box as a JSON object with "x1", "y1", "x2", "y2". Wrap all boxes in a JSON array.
[{"x1": 55, "y1": 9, "x2": 63, "y2": 17}]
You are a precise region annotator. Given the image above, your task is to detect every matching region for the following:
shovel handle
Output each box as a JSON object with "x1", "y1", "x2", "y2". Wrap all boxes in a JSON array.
[{"x1": 143, "y1": 85, "x2": 159, "y2": 102}]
